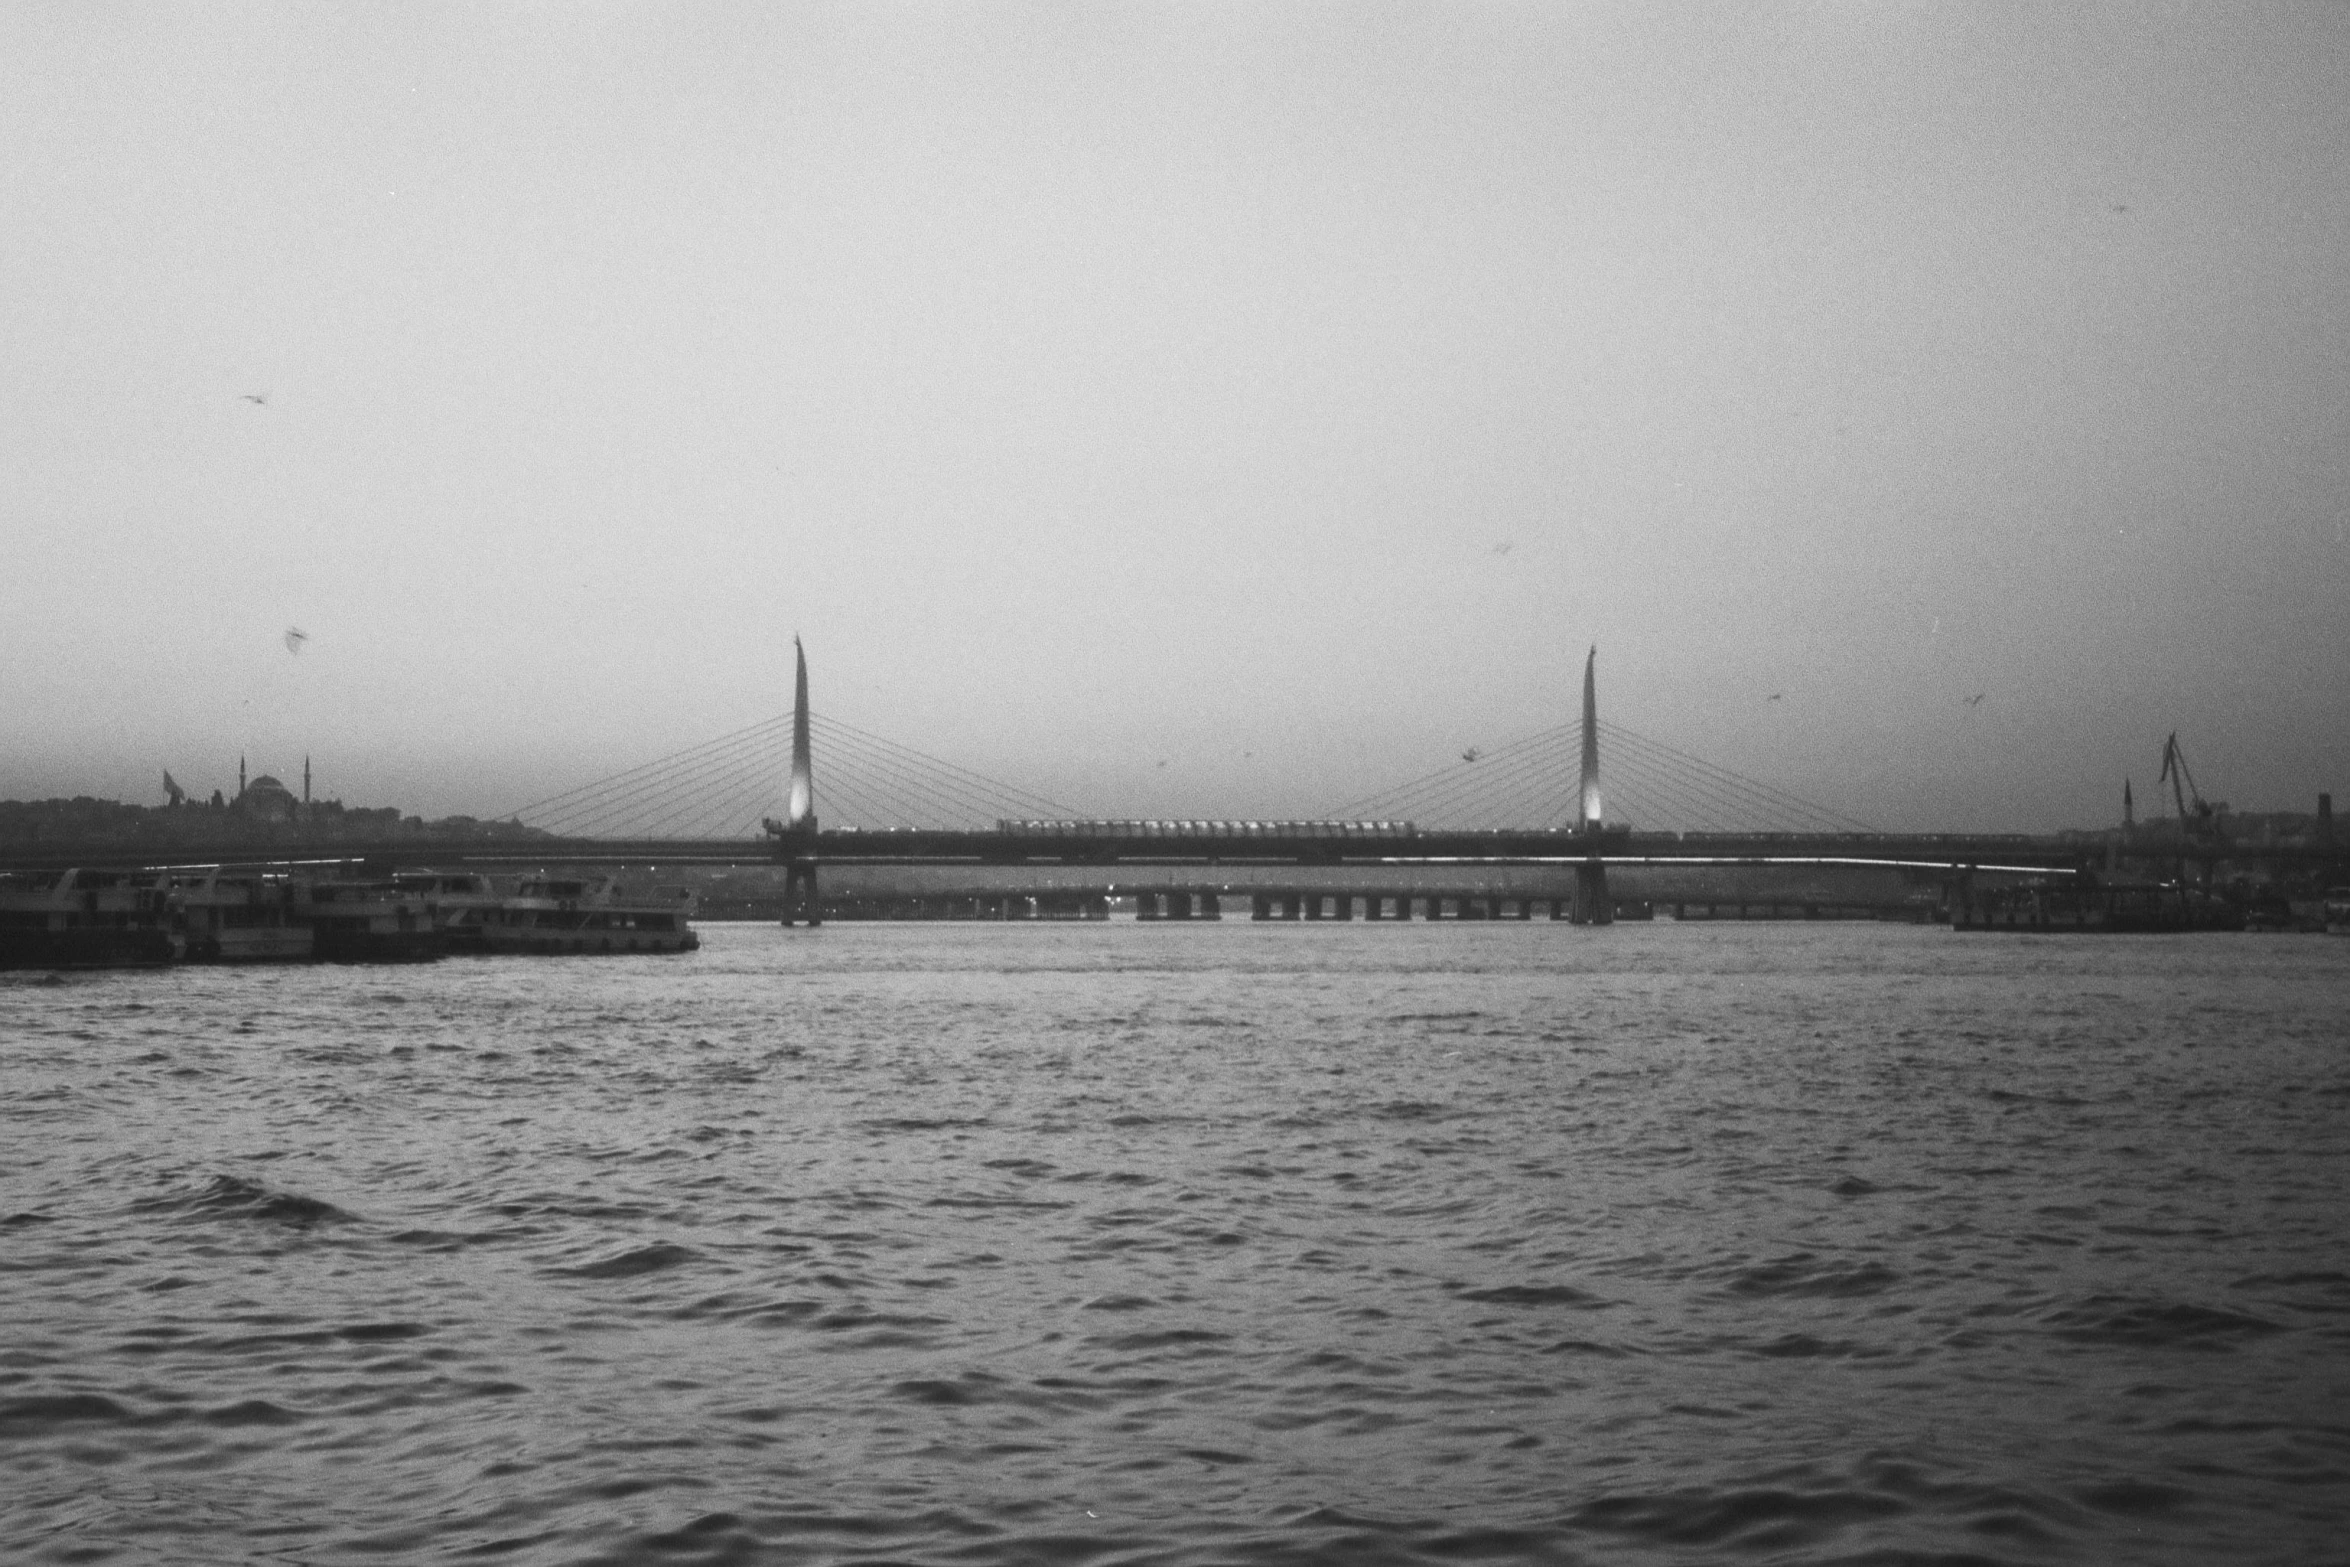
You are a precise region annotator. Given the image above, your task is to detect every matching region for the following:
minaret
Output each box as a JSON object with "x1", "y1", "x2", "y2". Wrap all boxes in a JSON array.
[
  {"x1": 786, "y1": 636, "x2": 816, "y2": 831},
  {"x1": 1576, "y1": 646, "x2": 1603, "y2": 828},
  {"x1": 303, "y1": 756, "x2": 312, "y2": 804},
  {"x1": 2123, "y1": 779, "x2": 2134, "y2": 830},
  {"x1": 238, "y1": 756, "x2": 247, "y2": 796}
]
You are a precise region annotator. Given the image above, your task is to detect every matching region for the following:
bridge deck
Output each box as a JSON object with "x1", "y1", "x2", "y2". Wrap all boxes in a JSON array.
[{"x1": 5, "y1": 826, "x2": 2312, "y2": 875}]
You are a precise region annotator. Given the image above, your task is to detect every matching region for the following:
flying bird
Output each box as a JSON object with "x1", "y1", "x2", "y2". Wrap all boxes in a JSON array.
[
  {"x1": 1768, "y1": 693, "x2": 1783, "y2": 702},
  {"x1": 1491, "y1": 541, "x2": 1513, "y2": 555},
  {"x1": 283, "y1": 627, "x2": 310, "y2": 655},
  {"x1": 1965, "y1": 693, "x2": 1986, "y2": 706},
  {"x1": 241, "y1": 392, "x2": 270, "y2": 406},
  {"x1": 1461, "y1": 747, "x2": 1482, "y2": 763}
]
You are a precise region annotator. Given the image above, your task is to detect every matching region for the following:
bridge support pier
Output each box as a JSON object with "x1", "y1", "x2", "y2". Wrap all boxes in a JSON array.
[
  {"x1": 781, "y1": 860, "x2": 822, "y2": 928},
  {"x1": 1570, "y1": 860, "x2": 1613, "y2": 926}
]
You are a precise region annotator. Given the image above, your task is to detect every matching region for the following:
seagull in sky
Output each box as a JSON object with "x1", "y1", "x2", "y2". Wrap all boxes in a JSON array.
[
  {"x1": 241, "y1": 392, "x2": 270, "y2": 406},
  {"x1": 1965, "y1": 693, "x2": 1986, "y2": 706},
  {"x1": 1491, "y1": 541, "x2": 1513, "y2": 555},
  {"x1": 1768, "y1": 693, "x2": 1782, "y2": 702},
  {"x1": 1461, "y1": 747, "x2": 1482, "y2": 763},
  {"x1": 283, "y1": 627, "x2": 310, "y2": 655}
]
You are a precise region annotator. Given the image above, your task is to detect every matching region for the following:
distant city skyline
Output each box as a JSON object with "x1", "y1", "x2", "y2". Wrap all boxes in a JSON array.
[{"x1": 6, "y1": 5, "x2": 2346, "y2": 832}]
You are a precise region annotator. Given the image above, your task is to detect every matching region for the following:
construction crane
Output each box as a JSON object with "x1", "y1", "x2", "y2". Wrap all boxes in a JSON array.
[{"x1": 2158, "y1": 732, "x2": 2221, "y2": 839}]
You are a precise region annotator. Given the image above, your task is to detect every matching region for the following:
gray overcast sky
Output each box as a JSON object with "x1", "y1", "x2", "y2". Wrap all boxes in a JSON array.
[{"x1": 5, "y1": 3, "x2": 2346, "y2": 831}]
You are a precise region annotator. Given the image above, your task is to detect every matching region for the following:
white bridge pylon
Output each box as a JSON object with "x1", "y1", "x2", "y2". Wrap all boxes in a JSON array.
[
  {"x1": 785, "y1": 637, "x2": 816, "y2": 831},
  {"x1": 1578, "y1": 644, "x2": 1603, "y2": 830}
]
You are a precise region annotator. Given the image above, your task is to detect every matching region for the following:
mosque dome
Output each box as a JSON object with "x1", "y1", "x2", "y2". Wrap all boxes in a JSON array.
[{"x1": 239, "y1": 773, "x2": 299, "y2": 821}]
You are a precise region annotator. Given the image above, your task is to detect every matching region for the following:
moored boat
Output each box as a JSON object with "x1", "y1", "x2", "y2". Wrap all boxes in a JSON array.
[
  {"x1": 295, "y1": 877, "x2": 443, "y2": 962},
  {"x1": 1953, "y1": 876, "x2": 2246, "y2": 932},
  {"x1": 390, "y1": 870, "x2": 507, "y2": 955},
  {"x1": 481, "y1": 875, "x2": 699, "y2": 955},
  {"x1": 171, "y1": 870, "x2": 313, "y2": 963},
  {"x1": 0, "y1": 868, "x2": 181, "y2": 969}
]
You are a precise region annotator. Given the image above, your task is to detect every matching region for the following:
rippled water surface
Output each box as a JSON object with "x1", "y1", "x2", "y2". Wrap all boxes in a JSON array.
[{"x1": 5, "y1": 922, "x2": 2349, "y2": 1564}]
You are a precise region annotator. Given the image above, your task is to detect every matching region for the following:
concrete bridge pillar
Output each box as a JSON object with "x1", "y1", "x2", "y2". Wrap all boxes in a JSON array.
[
  {"x1": 781, "y1": 861, "x2": 821, "y2": 928},
  {"x1": 1331, "y1": 893, "x2": 1353, "y2": 921},
  {"x1": 1197, "y1": 894, "x2": 1221, "y2": 921},
  {"x1": 1570, "y1": 860, "x2": 1614, "y2": 926},
  {"x1": 1251, "y1": 894, "x2": 1272, "y2": 921}
]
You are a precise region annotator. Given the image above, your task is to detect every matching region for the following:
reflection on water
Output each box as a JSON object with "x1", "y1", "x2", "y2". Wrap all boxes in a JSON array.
[{"x1": 4, "y1": 923, "x2": 2348, "y2": 1564}]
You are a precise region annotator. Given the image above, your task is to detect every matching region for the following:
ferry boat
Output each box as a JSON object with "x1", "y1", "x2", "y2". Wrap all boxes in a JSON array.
[
  {"x1": 171, "y1": 870, "x2": 312, "y2": 963},
  {"x1": 389, "y1": 870, "x2": 507, "y2": 955},
  {"x1": 1953, "y1": 877, "x2": 2246, "y2": 933},
  {"x1": 0, "y1": 868, "x2": 181, "y2": 969},
  {"x1": 481, "y1": 875, "x2": 699, "y2": 955},
  {"x1": 294, "y1": 877, "x2": 444, "y2": 962}
]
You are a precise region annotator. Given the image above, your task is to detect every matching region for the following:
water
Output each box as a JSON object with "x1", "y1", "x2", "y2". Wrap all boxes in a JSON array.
[{"x1": 4, "y1": 923, "x2": 2347, "y2": 1565}]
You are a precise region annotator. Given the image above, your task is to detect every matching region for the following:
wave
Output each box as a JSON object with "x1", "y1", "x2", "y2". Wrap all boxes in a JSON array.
[
  {"x1": 1716, "y1": 1254, "x2": 1901, "y2": 1299},
  {"x1": 0, "y1": 1392, "x2": 134, "y2": 1438},
  {"x1": 1454, "y1": 1282, "x2": 1608, "y2": 1308},
  {"x1": 558, "y1": 1241, "x2": 699, "y2": 1279},
  {"x1": 136, "y1": 1174, "x2": 354, "y2": 1228},
  {"x1": 2042, "y1": 1295, "x2": 2283, "y2": 1348}
]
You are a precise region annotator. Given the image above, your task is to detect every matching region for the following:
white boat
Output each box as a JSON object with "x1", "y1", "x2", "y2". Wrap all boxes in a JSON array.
[
  {"x1": 0, "y1": 868, "x2": 181, "y2": 969},
  {"x1": 294, "y1": 877, "x2": 443, "y2": 962},
  {"x1": 481, "y1": 875, "x2": 699, "y2": 955},
  {"x1": 171, "y1": 870, "x2": 312, "y2": 963},
  {"x1": 390, "y1": 870, "x2": 508, "y2": 955}
]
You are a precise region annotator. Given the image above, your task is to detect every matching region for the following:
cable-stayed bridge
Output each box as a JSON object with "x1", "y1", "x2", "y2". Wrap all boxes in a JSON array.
[
  {"x1": 505, "y1": 708, "x2": 1880, "y2": 841},
  {"x1": 12, "y1": 644, "x2": 2322, "y2": 925},
  {"x1": 507, "y1": 642, "x2": 1872, "y2": 837},
  {"x1": 465, "y1": 643, "x2": 2119, "y2": 926}
]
